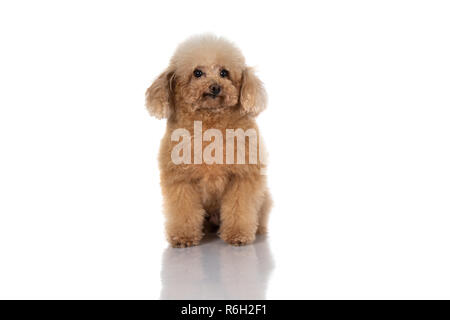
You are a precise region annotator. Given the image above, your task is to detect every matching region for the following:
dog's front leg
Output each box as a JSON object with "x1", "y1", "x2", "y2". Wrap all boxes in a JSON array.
[
  {"x1": 162, "y1": 182, "x2": 205, "y2": 248},
  {"x1": 219, "y1": 177, "x2": 263, "y2": 246}
]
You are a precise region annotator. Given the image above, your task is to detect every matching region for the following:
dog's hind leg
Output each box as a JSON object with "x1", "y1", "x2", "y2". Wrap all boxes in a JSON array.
[{"x1": 257, "y1": 190, "x2": 272, "y2": 235}]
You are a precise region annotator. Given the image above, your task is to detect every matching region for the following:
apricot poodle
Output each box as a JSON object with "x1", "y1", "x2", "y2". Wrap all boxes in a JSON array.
[{"x1": 145, "y1": 35, "x2": 271, "y2": 247}]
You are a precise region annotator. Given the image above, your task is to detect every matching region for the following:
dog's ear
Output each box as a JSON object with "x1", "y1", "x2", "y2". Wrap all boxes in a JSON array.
[
  {"x1": 145, "y1": 69, "x2": 175, "y2": 119},
  {"x1": 240, "y1": 67, "x2": 267, "y2": 116}
]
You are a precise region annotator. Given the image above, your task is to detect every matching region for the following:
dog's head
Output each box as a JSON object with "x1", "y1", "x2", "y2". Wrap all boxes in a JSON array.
[{"x1": 145, "y1": 35, "x2": 266, "y2": 119}]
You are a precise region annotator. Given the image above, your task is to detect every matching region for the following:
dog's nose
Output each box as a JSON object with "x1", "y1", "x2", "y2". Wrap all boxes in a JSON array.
[{"x1": 209, "y1": 84, "x2": 221, "y2": 95}]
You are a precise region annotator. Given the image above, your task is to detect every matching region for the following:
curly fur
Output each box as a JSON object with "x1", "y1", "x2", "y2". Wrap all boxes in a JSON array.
[{"x1": 146, "y1": 35, "x2": 272, "y2": 247}]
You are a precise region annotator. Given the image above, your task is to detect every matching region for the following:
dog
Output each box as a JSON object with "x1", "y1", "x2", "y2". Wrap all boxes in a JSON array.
[{"x1": 145, "y1": 35, "x2": 271, "y2": 247}]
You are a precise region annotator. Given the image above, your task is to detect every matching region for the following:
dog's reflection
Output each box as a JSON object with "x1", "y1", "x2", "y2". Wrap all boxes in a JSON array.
[{"x1": 160, "y1": 235, "x2": 274, "y2": 299}]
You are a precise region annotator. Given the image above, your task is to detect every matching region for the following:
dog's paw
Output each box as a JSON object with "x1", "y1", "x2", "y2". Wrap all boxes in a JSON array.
[
  {"x1": 220, "y1": 232, "x2": 255, "y2": 246},
  {"x1": 168, "y1": 234, "x2": 202, "y2": 248}
]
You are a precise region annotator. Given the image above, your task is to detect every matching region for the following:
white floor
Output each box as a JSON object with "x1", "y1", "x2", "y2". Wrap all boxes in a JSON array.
[
  {"x1": 160, "y1": 235, "x2": 274, "y2": 300},
  {"x1": 2, "y1": 199, "x2": 450, "y2": 300}
]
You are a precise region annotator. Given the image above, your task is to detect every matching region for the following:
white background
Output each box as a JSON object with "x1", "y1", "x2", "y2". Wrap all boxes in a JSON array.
[{"x1": 1, "y1": 0, "x2": 449, "y2": 299}]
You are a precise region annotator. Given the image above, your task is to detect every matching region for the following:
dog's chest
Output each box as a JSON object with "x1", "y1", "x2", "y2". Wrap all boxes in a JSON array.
[{"x1": 196, "y1": 171, "x2": 229, "y2": 206}]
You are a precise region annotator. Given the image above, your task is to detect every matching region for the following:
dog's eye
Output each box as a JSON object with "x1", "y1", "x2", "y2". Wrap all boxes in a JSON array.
[
  {"x1": 193, "y1": 69, "x2": 203, "y2": 78},
  {"x1": 220, "y1": 69, "x2": 229, "y2": 78}
]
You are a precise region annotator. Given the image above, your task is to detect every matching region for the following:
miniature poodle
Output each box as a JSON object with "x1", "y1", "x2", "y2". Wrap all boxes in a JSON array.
[{"x1": 145, "y1": 35, "x2": 271, "y2": 247}]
